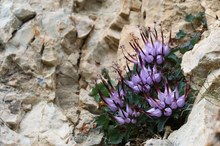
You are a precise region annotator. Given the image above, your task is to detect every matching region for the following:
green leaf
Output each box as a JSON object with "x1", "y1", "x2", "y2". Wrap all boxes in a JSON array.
[
  {"x1": 96, "y1": 114, "x2": 110, "y2": 130},
  {"x1": 94, "y1": 94, "x2": 101, "y2": 102},
  {"x1": 89, "y1": 83, "x2": 109, "y2": 97},
  {"x1": 167, "y1": 53, "x2": 180, "y2": 64},
  {"x1": 89, "y1": 87, "x2": 98, "y2": 97},
  {"x1": 176, "y1": 30, "x2": 186, "y2": 39},
  {"x1": 195, "y1": 12, "x2": 204, "y2": 20},
  {"x1": 178, "y1": 81, "x2": 186, "y2": 95},
  {"x1": 107, "y1": 126, "x2": 124, "y2": 144},
  {"x1": 157, "y1": 117, "x2": 169, "y2": 132},
  {"x1": 185, "y1": 14, "x2": 195, "y2": 22},
  {"x1": 102, "y1": 68, "x2": 111, "y2": 81}
]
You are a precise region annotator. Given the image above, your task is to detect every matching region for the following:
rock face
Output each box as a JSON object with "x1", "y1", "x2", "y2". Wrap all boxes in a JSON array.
[
  {"x1": 0, "y1": 0, "x2": 220, "y2": 145},
  {"x1": 144, "y1": 139, "x2": 173, "y2": 146},
  {"x1": 168, "y1": 98, "x2": 220, "y2": 146},
  {"x1": 19, "y1": 101, "x2": 75, "y2": 146},
  {"x1": 181, "y1": 24, "x2": 220, "y2": 81}
]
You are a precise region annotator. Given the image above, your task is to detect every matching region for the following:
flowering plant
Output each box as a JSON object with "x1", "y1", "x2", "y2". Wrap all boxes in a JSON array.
[{"x1": 89, "y1": 16, "x2": 206, "y2": 144}]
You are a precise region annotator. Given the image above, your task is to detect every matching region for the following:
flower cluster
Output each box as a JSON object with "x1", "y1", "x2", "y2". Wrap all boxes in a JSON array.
[
  {"x1": 97, "y1": 77, "x2": 140, "y2": 125},
  {"x1": 125, "y1": 64, "x2": 161, "y2": 93},
  {"x1": 146, "y1": 83, "x2": 190, "y2": 117},
  {"x1": 114, "y1": 104, "x2": 140, "y2": 125},
  {"x1": 123, "y1": 27, "x2": 170, "y2": 65},
  {"x1": 96, "y1": 27, "x2": 190, "y2": 125}
]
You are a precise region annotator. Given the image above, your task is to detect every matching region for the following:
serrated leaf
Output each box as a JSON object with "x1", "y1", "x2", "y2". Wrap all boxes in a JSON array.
[{"x1": 176, "y1": 30, "x2": 186, "y2": 39}]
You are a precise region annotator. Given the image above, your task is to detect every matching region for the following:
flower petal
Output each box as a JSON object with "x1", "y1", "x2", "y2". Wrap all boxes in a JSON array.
[
  {"x1": 114, "y1": 116, "x2": 125, "y2": 125},
  {"x1": 147, "y1": 108, "x2": 162, "y2": 117}
]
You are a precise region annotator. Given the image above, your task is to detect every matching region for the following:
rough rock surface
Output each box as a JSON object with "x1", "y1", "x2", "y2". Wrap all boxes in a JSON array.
[
  {"x1": 19, "y1": 101, "x2": 75, "y2": 146},
  {"x1": 168, "y1": 98, "x2": 220, "y2": 146},
  {"x1": 181, "y1": 23, "x2": 220, "y2": 82},
  {"x1": 144, "y1": 139, "x2": 173, "y2": 146},
  {"x1": 0, "y1": 0, "x2": 220, "y2": 145}
]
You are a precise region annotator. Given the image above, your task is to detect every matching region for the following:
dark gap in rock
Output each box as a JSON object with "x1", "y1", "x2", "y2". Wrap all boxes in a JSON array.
[
  {"x1": 40, "y1": 43, "x2": 45, "y2": 56},
  {"x1": 143, "y1": 11, "x2": 146, "y2": 19},
  {"x1": 30, "y1": 36, "x2": 35, "y2": 44},
  {"x1": 215, "y1": 132, "x2": 220, "y2": 141}
]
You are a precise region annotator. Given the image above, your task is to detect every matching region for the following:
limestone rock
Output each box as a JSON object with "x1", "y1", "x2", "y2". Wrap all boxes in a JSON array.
[
  {"x1": 74, "y1": 109, "x2": 103, "y2": 145},
  {"x1": 13, "y1": 8, "x2": 36, "y2": 23},
  {"x1": 104, "y1": 29, "x2": 121, "y2": 49},
  {"x1": 56, "y1": 88, "x2": 79, "y2": 109},
  {"x1": 78, "y1": 0, "x2": 121, "y2": 85},
  {"x1": 207, "y1": 109, "x2": 220, "y2": 146},
  {"x1": 144, "y1": 139, "x2": 173, "y2": 146},
  {"x1": 41, "y1": 47, "x2": 58, "y2": 66},
  {"x1": 65, "y1": 107, "x2": 80, "y2": 126},
  {"x1": 131, "y1": 0, "x2": 141, "y2": 12},
  {"x1": 0, "y1": 38, "x2": 5, "y2": 50},
  {"x1": 168, "y1": 98, "x2": 220, "y2": 146},
  {"x1": 181, "y1": 26, "x2": 220, "y2": 86},
  {"x1": 110, "y1": 15, "x2": 129, "y2": 30},
  {"x1": 20, "y1": 101, "x2": 75, "y2": 146},
  {"x1": 201, "y1": 0, "x2": 220, "y2": 27},
  {"x1": 0, "y1": 120, "x2": 19, "y2": 146},
  {"x1": 119, "y1": 0, "x2": 131, "y2": 19},
  {"x1": 60, "y1": 27, "x2": 79, "y2": 54},
  {"x1": 72, "y1": 14, "x2": 94, "y2": 39},
  {"x1": 141, "y1": 0, "x2": 204, "y2": 35},
  {"x1": 73, "y1": 0, "x2": 86, "y2": 12},
  {"x1": 41, "y1": 9, "x2": 73, "y2": 39},
  {"x1": 0, "y1": 2, "x2": 22, "y2": 42},
  {"x1": 0, "y1": 92, "x2": 25, "y2": 129},
  {"x1": 196, "y1": 68, "x2": 220, "y2": 103},
  {"x1": 79, "y1": 89, "x2": 98, "y2": 114},
  {"x1": 9, "y1": 22, "x2": 35, "y2": 50},
  {"x1": 68, "y1": 52, "x2": 80, "y2": 66}
]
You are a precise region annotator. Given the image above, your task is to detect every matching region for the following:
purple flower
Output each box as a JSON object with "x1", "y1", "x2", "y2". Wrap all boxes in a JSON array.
[
  {"x1": 114, "y1": 116, "x2": 125, "y2": 125},
  {"x1": 96, "y1": 77, "x2": 125, "y2": 112},
  {"x1": 157, "y1": 84, "x2": 175, "y2": 106},
  {"x1": 176, "y1": 95, "x2": 186, "y2": 108},
  {"x1": 121, "y1": 28, "x2": 170, "y2": 66},
  {"x1": 146, "y1": 82, "x2": 190, "y2": 117},
  {"x1": 114, "y1": 104, "x2": 140, "y2": 125},
  {"x1": 147, "y1": 108, "x2": 162, "y2": 117},
  {"x1": 164, "y1": 107, "x2": 172, "y2": 116},
  {"x1": 125, "y1": 64, "x2": 161, "y2": 94}
]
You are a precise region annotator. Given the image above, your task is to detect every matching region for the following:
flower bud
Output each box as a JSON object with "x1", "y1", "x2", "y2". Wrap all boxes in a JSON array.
[
  {"x1": 170, "y1": 101, "x2": 178, "y2": 109},
  {"x1": 131, "y1": 119, "x2": 136, "y2": 124},
  {"x1": 164, "y1": 107, "x2": 172, "y2": 116},
  {"x1": 156, "y1": 55, "x2": 163, "y2": 64},
  {"x1": 147, "y1": 108, "x2": 162, "y2": 117},
  {"x1": 177, "y1": 95, "x2": 185, "y2": 107},
  {"x1": 153, "y1": 73, "x2": 161, "y2": 83},
  {"x1": 163, "y1": 45, "x2": 170, "y2": 56}
]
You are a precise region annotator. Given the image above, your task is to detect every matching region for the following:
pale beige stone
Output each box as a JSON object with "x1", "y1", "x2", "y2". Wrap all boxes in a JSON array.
[{"x1": 168, "y1": 98, "x2": 220, "y2": 146}]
